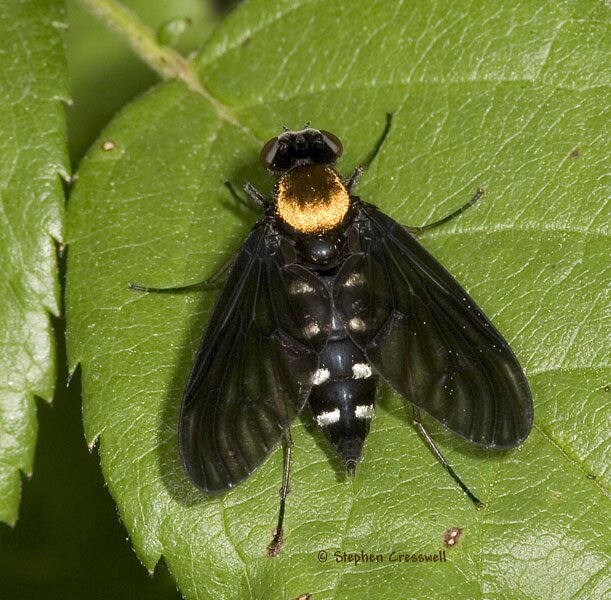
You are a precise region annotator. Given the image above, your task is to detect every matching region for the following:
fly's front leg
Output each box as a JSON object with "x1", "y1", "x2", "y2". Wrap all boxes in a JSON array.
[
  {"x1": 346, "y1": 113, "x2": 393, "y2": 193},
  {"x1": 406, "y1": 187, "x2": 486, "y2": 234}
]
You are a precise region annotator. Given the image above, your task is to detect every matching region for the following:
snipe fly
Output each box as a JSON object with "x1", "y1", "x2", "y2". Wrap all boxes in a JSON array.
[{"x1": 130, "y1": 115, "x2": 532, "y2": 556}]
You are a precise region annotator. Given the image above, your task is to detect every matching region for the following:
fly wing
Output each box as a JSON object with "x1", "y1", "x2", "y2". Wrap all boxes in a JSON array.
[
  {"x1": 179, "y1": 222, "x2": 330, "y2": 492},
  {"x1": 334, "y1": 203, "x2": 532, "y2": 449}
]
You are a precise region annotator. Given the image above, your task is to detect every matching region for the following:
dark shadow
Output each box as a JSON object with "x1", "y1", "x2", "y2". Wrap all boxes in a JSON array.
[
  {"x1": 211, "y1": 0, "x2": 245, "y2": 15},
  {"x1": 0, "y1": 315, "x2": 180, "y2": 599}
]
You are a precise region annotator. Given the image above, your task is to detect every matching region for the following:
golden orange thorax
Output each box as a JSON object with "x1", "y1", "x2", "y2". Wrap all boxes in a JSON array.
[{"x1": 275, "y1": 165, "x2": 350, "y2": 233}]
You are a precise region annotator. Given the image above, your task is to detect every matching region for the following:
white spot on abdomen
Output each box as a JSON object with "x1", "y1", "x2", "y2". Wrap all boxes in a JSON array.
[
  {"x1": 352, "y1": 363, "x2": 372, "y2": 379},
  {"x1": 311, "y1": 368, "x2": 330, "y2": 385},
  {"x1": 355, "y1": 405, "x2": 375, "y2": 419},
  {"x1": 344, "y1": 272, "x2": 366, "y2": 286},
  {"x1": 290, "y1": 280, "x2": 315, "y2": 295},
  {"x1": 316, "y1": 408, "x2": 340, "y2": 427},
  {"x1": 304, "y1": 321, "x2": 320, "y2": 338},
  {"x1": 349, "y1": 317, "x2": 366, "y2": 332}
]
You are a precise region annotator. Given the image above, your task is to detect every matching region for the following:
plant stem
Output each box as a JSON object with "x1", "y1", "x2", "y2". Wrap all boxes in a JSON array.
[
  {"x1": 77, "y1": 0, "x2": 204, "y2": 93},
  {"x1": 77, "y1": 0, "x2": 249, "y2": 132}
]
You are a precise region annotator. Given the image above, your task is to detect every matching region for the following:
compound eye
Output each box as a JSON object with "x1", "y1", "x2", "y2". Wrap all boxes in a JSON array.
[
  {"x1": 320, "y1": 131, "x2": 343, "y2": 158},
  {"x1": 260, "y1": 137, "x2": 279, "y2": 168}
]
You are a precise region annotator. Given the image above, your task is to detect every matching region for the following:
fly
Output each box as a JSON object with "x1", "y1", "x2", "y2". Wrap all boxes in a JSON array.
[{"x1": 130, "y1": 114, "x2": 533, "y2": 557}]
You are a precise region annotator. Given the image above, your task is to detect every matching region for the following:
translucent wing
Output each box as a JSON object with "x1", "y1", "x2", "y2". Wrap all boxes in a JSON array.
[
  {"x1": 334, "y1": 203, "x2": 532, "y2": 448},
  {"x1": 179, "y1": 221, "x2": 330, "y2": 492}
]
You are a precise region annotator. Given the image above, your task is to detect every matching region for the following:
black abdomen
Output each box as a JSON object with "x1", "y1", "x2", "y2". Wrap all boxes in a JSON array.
[
  {"x1": 290, "y1": 231, "x2": 378, "y2": 474},
  {"x1": 307, "y1": 297, "x2": 378, "y2": 474}
]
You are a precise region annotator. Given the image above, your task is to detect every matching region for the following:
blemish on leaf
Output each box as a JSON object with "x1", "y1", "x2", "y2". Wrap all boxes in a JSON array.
[
  {"x1": 569, "y1": 148, "x2": 579, "y2": 158},
  {"x1": 443, "y1": 527, "x2": 463, "y2": 548},
  {"x1": 102, "y1": 140, "x2": 116, "y2": 151},
  {"x1": 267, "y1": 528, "x2": 283, "y2": 558}
]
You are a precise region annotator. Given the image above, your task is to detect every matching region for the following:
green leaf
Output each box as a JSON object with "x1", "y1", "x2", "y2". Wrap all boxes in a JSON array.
[
  {"x1": 0, "y1": 0, "x2": 69, "y2": 525},
  {"x1": 66, "y1": 1, "x2": 610, "y2": 598}
]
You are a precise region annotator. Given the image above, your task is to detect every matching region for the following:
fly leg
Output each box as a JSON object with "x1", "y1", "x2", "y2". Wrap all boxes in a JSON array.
[
  {"x1": 128, "y1": 254, "x2": 234, "y2": 293},
  {"x1": 412, "y1": 408, "x2": 483, "y2": 508},
  {"x1": 345, "y1": 112, "x2": 393, "y2": 193},
  {"x1": 129, "y1": 181, "x2": 265, "y2": 294},
  {"x1": 224, "y1": 180, "x2": 268, "y2": 212},
  {"x1": 406, "y1": 187, "x2": 486, "y2": 234},
  {"x1": 267, "y1": 429, "x2": 293, "y2": 557}
]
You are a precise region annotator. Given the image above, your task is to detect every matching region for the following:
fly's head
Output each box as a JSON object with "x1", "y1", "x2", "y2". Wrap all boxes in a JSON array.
[
  {"x1": 262, "y1": 128, "x2": 351, "y2": 235},
  {"x1": 260, "y1": 128, "x2": 343, "y2": 174}
]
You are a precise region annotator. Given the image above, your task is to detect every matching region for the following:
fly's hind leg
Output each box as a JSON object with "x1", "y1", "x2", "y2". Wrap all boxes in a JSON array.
[
  {"x1": 267, "y1": 429, "x2": 294, "y2": 558},
  {"x1": 412, "y1": 408, "x2": 483, "y2": 508},
  {"x1": 405, "y1": 187, "x2": 486, "y2": 234},
  {"x1": 345, "y1": 112, "x2": 393, "y2": 193}
]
